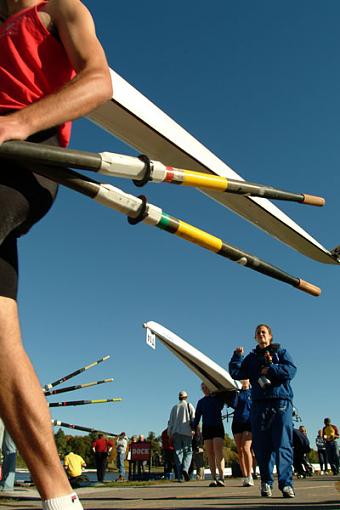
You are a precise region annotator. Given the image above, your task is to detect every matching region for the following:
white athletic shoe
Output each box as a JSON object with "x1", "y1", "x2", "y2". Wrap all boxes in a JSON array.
[
  {"x1": 260, "y1": 482, "x2": 272, "y2": 497},
  {"x1": 282, "y1": 485, "x2": 295, "y2": 498},
  {"x1": 243, "y1": 476, "x2": 254, "y2": 487}
]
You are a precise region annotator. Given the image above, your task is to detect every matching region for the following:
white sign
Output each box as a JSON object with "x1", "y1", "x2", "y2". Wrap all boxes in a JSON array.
[{"x1": 146, "y1": 328, "x2": 156, "y2": 349}]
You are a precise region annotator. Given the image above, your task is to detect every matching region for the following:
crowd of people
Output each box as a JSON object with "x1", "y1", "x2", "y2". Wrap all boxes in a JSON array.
[
  {"x1": 163, "y1": 323, "x2": 339, "y2": 500},
  {"x1": 57, "y1": 324, "x2": 340, "y2": 500},
  {"x1": 0, "y1": 322, "x2": 338, "y2": 498}
]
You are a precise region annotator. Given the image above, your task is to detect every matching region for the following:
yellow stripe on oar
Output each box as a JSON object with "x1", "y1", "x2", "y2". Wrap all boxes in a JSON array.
[
  {"x1": 176, "y1": 221, "x2": 223, "y2": 252},
  {"x1": 182, "y1": 170, "x2": 228, "y2": 191}
]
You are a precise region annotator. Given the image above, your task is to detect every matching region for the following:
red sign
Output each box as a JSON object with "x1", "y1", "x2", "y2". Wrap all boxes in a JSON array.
[{"x1": 130, "y1": 441, "x2": 151, "y2": 461}]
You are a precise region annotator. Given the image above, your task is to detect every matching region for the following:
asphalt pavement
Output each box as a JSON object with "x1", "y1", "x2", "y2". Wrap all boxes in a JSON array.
[{"x1": 0, "y1": 476, "x2": 339, "y2": 509}]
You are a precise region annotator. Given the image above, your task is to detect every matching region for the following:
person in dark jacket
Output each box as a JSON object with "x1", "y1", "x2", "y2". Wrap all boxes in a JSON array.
[
  {"x1": 229, "y1": 324, "x2": 297, "y2": 499},
  {"x1": 193, "y1": 383, "x2": 226, "y2": 487},
  {"x1": 293, "y1": 426, "x2": 312, "y2": 478}
]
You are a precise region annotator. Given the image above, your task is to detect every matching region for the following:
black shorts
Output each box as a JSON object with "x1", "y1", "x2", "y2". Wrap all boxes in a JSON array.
[
  {"x1": 202, "y1": 425, "x2": 225, "y2": 440},
  {"x1": 232, "y1": 420, "x2": 252, "y2": 435},
  {"x1": 0, "y1": 128, "x2": 59, "y2": 299}
]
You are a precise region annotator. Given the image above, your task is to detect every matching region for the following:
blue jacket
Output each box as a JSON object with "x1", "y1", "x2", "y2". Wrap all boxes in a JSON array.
[
  {"x1": 229, "y1": 344, "x2": 296, "y2": 402},
  {"x1": 230, "y1": 388, "x2": 252, "y2": 423}
]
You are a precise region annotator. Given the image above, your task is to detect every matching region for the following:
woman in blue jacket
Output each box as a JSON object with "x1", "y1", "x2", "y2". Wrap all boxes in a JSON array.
[
  {"x1": 193, "y1": 383, "x2": 226, "y2": 486},
  {"x1": 229, "y1": 324, "x2": 296, "y2": 499},
  {"x1": 230, "y1": 380, "x2": 253, "y2": 487}
]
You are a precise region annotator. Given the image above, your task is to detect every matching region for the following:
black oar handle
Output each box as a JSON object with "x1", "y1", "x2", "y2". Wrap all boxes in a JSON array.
[{"x1": 0, "y1": 140, "x2": 101, "y2": 170}]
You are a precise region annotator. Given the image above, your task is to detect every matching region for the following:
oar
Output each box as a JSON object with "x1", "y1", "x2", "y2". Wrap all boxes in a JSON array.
[
  {"x1": 52, "y1": 419, "x2": 118, "y2": 437},
  {"x1": 44, "y1": 378, "x2": 113, "y2": 396},
  {"x1": 0, "y1": 141, "x2": 324, "y2": 205},
  {"x1": 24, "y1": 162, "x2": 321, "y2": 296},
  {"x1": 43, "y1": 355, "x2": 110, "y2": 391},
  {"x1": 49, "y1": 398, "x2": 122, "y2": 407}
]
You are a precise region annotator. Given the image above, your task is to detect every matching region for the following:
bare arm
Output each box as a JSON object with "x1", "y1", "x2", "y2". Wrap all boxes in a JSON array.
[{"x1": 0, "y1": 0, "x2": 112, "y2": 143}]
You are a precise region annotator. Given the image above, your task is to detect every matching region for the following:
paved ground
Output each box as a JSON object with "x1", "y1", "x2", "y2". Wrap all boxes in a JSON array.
[{"x1": 0, "y1": 476, "x2": 339, "y2": 509}]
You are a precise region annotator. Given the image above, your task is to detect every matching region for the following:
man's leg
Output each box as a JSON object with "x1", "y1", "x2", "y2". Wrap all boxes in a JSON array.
[
  {"x1": 120, "y1": 452, "x2": 126, "y2": 478},
  {"x1": 181, "y1": 435, "x2": 193, "y2": 477},
  {"x1": 0, "y1": 297, "x2": 74, "y2": 500},
  {"x1": 172, "y1": 433, "x2": 184, "y2": 479}
]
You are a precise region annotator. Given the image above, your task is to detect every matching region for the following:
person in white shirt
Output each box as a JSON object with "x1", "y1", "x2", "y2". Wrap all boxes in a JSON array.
[{"x1": 167, "y1": 390, "x2": 195, "y2": 482}]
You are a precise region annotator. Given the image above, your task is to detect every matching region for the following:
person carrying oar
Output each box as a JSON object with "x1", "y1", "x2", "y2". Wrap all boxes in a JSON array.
[{"x1": 0, "y1": 1, "x2": 112, "y2": 509}]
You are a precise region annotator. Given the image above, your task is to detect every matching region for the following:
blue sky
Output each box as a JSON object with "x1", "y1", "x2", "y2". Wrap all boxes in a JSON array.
[{"x1": 18, "y1": 0, "x2": 340, "y2": 445}]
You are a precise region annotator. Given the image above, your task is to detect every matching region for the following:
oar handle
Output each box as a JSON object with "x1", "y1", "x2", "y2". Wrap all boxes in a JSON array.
[
  {"x1": 297, "y1": 279, "x2": 321, "y2": 296},
  {"x1": 302, "y1": 194, "x2": 325, "y2": 207}
]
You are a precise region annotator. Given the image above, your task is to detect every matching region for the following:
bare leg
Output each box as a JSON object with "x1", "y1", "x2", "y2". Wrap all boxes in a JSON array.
[
  {"x1": 212, "y1": 437, "x2": 225, "y2": 479},
  {"x1": 204, "y1": 439, "x2": 217, "y2": 480},
  {"x1": 241, "y1": 432, "x2": 253, "y2": 477},
  {"x1": 0, "y1": 297, "x2": 73, "y2": 500},
  {"x1": 234, "y1": 433, "x2": 246, "y2": 476},
  {"x1": 234, "y1": 432, "x2": 253, "y2": 477}
]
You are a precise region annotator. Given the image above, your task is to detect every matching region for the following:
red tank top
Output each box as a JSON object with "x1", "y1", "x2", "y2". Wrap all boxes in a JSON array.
[{"x1": 0, "y1": 2, "x2": 76, "y2": 146}]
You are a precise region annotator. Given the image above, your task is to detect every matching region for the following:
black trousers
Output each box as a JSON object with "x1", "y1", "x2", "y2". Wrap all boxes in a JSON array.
[{"x1": 95, "y1": 452, "x2": 108, "y2": 482}]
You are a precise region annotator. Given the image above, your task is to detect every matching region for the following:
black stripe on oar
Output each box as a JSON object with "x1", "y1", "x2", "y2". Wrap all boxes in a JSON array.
[
  {"x1": 0, "y1": 140, "x2": 102, "y2": 171},
  {"x1": 52, "y1": 419, "x2": 117, "y2": 437},
  {"x1": 218, "y1": 242, "x2": 300, "y2": 288},
  {"x1": 225, "y1": 180, "x2": 325, "y2": 206}
]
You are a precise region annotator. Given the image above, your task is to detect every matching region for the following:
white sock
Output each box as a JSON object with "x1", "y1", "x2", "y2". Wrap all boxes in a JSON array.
[{"x1": 42, "y1": 492, "x2": 83, "y2": 510}]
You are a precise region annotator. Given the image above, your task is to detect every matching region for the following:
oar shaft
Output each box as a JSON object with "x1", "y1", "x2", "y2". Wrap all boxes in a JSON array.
[
  {"x1": 0, "y1": 141, "x2": 324, "y2": 205},
  {"x1": 43, "y1": 355, "x2": 110, "y2": 391},
  {"x1": 52, "y1": 419, "x2": 117, "y2": 437},
  {"x1": 49, "y1": 398, "x2": 122, "y2": 407},
  {"x1": 158, "y1": 168, "x2": 325, "y2": 206},
  {"x1": 156, "y1": 214, "x2": 320, "y2": 296},
  {"x1": 25, "y1": 164, "x2": 320, "y2": 296},
  {"x1": 44, "y1": 378, "x2": 113, "y2": 396}
]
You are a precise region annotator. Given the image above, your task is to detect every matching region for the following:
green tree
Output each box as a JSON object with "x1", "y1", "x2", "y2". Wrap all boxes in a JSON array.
[
  {"x1": 55, "y1": 429, "x2": 67, "y2": 457},
  {"x1": 147, "y1": 431, "x2": 161, "y2": 466}
]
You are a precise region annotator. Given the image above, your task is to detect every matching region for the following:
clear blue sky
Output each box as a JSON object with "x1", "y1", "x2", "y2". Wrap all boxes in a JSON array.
[{"x1": 18, "y1": 0, "x2": 339, "y2": 445}]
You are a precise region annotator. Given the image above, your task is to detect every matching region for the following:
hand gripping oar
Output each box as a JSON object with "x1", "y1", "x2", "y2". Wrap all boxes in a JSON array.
[
  {"x1": 52, "y1": 419, "x2": 118, "y2": 437},
  {"x1": 0, "y1": 141, "x2": 324, "y2": 206},
  {"x1": 48, "y1": 398, "x2": 122, "y2": 407},
  {"x1": 44, "y1": 378, "x2": 113, "y2": 396},
  {"x1": 43, "y1": 355, "x2": 110, "y2": 392},
  {"x1": 23, "y1": 162, "x2": 320, "y2": 296}
]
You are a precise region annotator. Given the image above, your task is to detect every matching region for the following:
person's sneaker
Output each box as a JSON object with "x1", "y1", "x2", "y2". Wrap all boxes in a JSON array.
[
  {"x1": 243, "y1": 476, "x2": 254, "y2": 487},
  {"x1": 182, "y1": 470, "x2": 190, "y2": 481},
  {"x1": 216, "y1": 478, "x2": 225, "y2": 487},
  {"x1": 261, "y1": 483, "x2": 272, "y2": 497},
  {"x1": 282, "y1": 486, "x2": 295, "y2": 498},
  {"x1": 209, "y1": 480, "x2": 218, "y2": 487}
]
